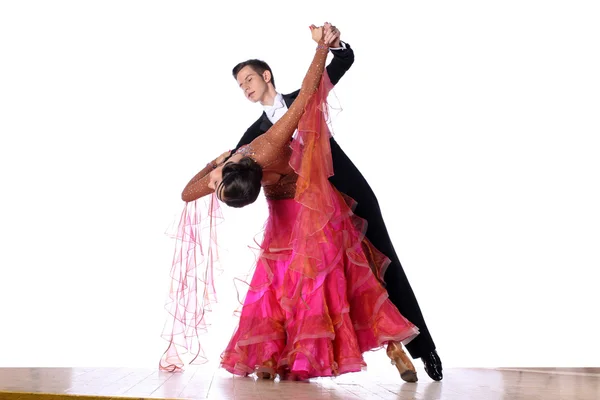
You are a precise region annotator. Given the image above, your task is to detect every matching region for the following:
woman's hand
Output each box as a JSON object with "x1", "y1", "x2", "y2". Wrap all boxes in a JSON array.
[{"x1": 309, "y1": 24, "x2": 324, "y2": 43}]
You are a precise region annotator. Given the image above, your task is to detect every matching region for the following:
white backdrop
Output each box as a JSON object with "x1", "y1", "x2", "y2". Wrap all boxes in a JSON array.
[{"x1": 1, "y1": 1, "x2": 599, "y2": 369}]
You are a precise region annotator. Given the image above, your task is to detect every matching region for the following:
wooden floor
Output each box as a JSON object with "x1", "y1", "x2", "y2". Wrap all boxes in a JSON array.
[{"x1": 0, "y1": 365, "x2": 599, "y2": 400}]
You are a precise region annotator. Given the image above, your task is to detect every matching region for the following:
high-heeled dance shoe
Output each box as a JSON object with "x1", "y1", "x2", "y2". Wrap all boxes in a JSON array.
[
  {"x1": 386, "y1": 341, "x2": 418, "y2": 383},
  {"x1": 255, "y1": 359, "x2": 276, "y2": 380}
]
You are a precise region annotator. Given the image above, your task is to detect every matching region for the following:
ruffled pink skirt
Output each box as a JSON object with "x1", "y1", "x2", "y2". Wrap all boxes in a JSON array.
[{"x1": 220, "y1": 195, "x2": 419, "y2": 379}]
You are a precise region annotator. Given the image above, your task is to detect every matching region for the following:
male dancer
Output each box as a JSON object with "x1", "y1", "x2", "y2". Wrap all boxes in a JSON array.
[{"x1": 229, "y1": 23, "x2": 443, "y2": 381}]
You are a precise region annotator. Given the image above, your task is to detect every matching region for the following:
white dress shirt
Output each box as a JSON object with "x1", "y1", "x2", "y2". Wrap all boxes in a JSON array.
[{"x1": 263, "y1": 92, "x2": 288, "y2": 124}]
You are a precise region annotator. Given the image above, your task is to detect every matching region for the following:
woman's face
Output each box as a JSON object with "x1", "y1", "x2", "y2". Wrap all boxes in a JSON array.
[{"x1": 208, "y1": 153, "x2": 243, "y2": 200}]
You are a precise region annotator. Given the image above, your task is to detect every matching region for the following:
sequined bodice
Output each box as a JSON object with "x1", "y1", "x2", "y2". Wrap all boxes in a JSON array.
[{"x1": 263, "y1": 172, "x2": 298, "y2": 200}]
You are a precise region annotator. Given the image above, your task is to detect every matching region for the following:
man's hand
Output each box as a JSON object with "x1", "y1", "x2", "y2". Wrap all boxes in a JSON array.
[
  {"x1": 215, "y1": 150, "x2": 232, "y2": 165},
  {"x1": 323, "y1": 22, "x2": 341, "y2": 48}
]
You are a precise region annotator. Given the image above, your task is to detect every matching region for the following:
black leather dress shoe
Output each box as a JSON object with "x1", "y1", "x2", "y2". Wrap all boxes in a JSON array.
[{"x1": 422, "y1": 350, "x2": 443, "y2": 381}]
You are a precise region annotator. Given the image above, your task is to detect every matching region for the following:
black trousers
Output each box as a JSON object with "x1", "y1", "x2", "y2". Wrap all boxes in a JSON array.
[{"x1": 328, "y1": 141, "x2": 435, "y2": 359}]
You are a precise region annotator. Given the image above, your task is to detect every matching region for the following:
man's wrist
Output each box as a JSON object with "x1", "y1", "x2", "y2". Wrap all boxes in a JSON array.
[{"x1": 329, "y1": 40, "x2": 346, "y2": 51}]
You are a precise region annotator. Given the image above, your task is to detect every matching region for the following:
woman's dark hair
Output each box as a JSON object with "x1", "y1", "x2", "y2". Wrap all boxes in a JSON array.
[{"x1": 217, "y1": 157, "x2": 263, "y2": 208}]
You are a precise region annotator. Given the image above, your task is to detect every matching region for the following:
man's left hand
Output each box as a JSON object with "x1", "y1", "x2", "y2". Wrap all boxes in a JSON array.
[{"x1": 324, "y1": 22, "x2": 341, "y2": 48}]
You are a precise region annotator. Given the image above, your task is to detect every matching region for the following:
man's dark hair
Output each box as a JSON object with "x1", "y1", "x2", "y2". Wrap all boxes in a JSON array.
[{"x1": 232, "y1": 59, "x2": 276, "y2": 89}]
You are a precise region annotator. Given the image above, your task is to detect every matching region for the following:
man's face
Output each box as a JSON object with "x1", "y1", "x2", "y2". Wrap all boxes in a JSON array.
[{"x1": 236, "y1": 65, "x2": 269, "y2": 103}]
